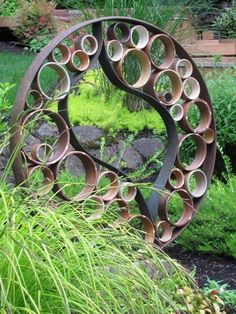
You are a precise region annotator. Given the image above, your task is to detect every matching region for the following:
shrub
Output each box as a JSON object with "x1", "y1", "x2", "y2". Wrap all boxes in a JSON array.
[
  {"x1": 176, "y1": 176, "x2": 236, "y2": 258},
  {"x1": 213, "y1": 1, "x2": 236, "y2": 39},
  {"x1": 13, "y1": 0, "x2": 57, "y2": 52},
  {"x1": 0, "y1": 0, "x2": 18, "y2": 16}
]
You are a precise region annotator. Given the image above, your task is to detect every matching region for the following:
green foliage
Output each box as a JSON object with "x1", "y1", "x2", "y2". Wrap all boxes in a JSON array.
[
  {"x1": 207, "y1": 67, "x2": 236, "y2": 150},
  {"x1": 0, "y1": 83, "x2": 15, "y2": 133},
  {"x1": 13, "y1": 0, "x2": 56, "y2": 52},
  {"x1": 0, "y1": 183, "x2": 207, "y2": 314},
  {"x1": 204, "y1": 279, "x2": 236, "y2": 311},
  {"x1": 0, "y1": 0, "x2": 18, "y2": 16},
  {"x1": 53, "y1": 75, "x2": 165, "y2": 135},
  {"x1": 176, "y1": 176, "x2": 236, "y2": 258},
  {"x1": 213, "y1": 1, "x2": 236, "y2": 38}
]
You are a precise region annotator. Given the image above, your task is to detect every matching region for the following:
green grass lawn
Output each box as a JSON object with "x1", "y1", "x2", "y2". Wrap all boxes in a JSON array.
[{"x1": 0, "y1": 52, "x2": 35, "y2": 105}]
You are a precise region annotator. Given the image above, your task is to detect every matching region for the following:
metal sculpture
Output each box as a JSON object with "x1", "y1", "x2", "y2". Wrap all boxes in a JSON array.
[{"x1": 10, "y1": 17, "x2": 216, "y2": 247}]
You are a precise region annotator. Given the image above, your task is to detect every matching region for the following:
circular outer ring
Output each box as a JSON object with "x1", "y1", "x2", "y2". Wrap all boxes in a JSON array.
[
  {"x1": 184, "y1": 169, "x2": 208, "y2": 198},
  {"x1": 31, "y1": 143, "x2": 53, "y2": 163},
  {"x1": 169, "y1": 103, "x2": 184, "y2": 121},
  {"x1": 25, "y1": 165, "x2": 54, "y2": 196},
  {"x1": 166, "y1": 168, "x2": 185, "y2": 190},
  {"x1": 114, "y1": 48, "x2": 151, "y2": 88},
  {"x1": 105, "y1": 40, "x2": 124, "y2": 62},
  {"x1": 26, "y1": 90, "x2": 44, "y2": 109},
  {"x1": 96, "y1": 170, "x2": 120, "y2": 202},
  {"x1": 144, "y1": 34, "x2": 175, "y2": 70},
  {"x1": 118, "y1": 182, "x2": 137, "y2": 202},
  {"x1": 173, "y1": 59, "x2": 193, "y2": 79},
  {"x1": 82, "y1": 195, "x2": 105, "y2": 221},
  {"x1": 74, "y1": 34, "x2": 98, "y2": 56},
  {"x1": 155, "y1": 220, "x2": 172, "y2": 243},
  {"x1": 34, "y1": 62, "x2": 70, "y2": 100},
  {"x1": 48, "y1": 44, "x2": 71, "y2": 65},
  {"x1": 176, "y1": 133, "x2": 207, "y2": 171},
  {"x1": 67, "y1": 49, "x2": 90, "y2": 72},
  {"x1": 203, "y1": 128, "x2": 215, "y2": 144},
  {"x1": 158, "y1": 189, "x2": 194, "y2": 227},
  {"x1": 180, "y1": 99, "x2": 212, "y2": 133},
  {"x1": 53, "y1": 151, "x2": 97, "y2": 201},
  {"x1": 145, "y1": 69, "x2": 182, "y2": 106},
  {"x1": 127, "y1": 25, "x2": 149, "y2": 49},
  {"x1": 107, "y1": 22, "x2": 130, "y2": 44},
  {"x1": 127, "y1": 214, "x2": 155, "y2": 244},
  {"x1": 182, "y1": 77, "x2": 200, "y2": 100},
  {"x1": 21, "y1": 109, "x2": 70, "y2": 165}
]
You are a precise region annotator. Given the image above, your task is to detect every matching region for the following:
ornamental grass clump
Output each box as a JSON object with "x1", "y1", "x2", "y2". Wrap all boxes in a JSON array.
[{"x1": 0, "y1": 180, "x2": 219, "y2": 313}]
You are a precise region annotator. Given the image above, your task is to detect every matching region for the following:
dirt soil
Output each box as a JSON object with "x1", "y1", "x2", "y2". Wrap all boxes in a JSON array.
[{"x1": 166, "y1": 246, "x2": 236, "y2": 290}]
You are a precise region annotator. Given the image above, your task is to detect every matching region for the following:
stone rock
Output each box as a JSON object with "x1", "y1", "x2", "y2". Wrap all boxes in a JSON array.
[
  {"x1": 1, "y1": 145, "x2": 10, "y2": 157},
  {"x1": 64, "y1": 154, "x2": 86, "y2": 177},
  {"x1": 0, "y1": 155, "x2": 9, "y2": 170},
  {"x1": 132, "y1": 137, "x2": 163, "y2": 159},
  {"x1": 72, "y1": 125, "x2": 104, "y2": 148},
  {"x1": 122, "y1": 147, "x2": 143, "y2": 170},
  {"x1": 35, "y1": 123, "x2": 58, "y2": 140}
]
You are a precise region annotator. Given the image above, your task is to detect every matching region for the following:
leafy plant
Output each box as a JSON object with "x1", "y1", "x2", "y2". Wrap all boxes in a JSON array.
[
  {"x1": 0, "y1": 0, "x2": 18, "y2": 16},
  {"x1": 13, "y1": 0, "x2": 56, "y2": 52},
  {"x1": 176, "y1": 176, "x2": 236, "y2": 258},
  {"x1": 0, "y1": 83, "x2": 15, "y2": 134},
  {"x1": 204, "y1": 279, "x2": 236, "y2": 311},
  {"x1": 213, "y1": 1, "x2": 236, "y2": 38}
]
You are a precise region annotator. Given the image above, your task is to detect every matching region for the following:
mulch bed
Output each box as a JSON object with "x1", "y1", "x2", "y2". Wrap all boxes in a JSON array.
[{"x1": 166, "y1": 246, "x2": 236, "y2": 290}]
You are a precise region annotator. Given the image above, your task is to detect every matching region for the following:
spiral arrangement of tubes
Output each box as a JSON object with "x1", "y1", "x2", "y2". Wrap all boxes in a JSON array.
[{"x1": 10, "y1": 17, "x2": 216, "y2": 247}]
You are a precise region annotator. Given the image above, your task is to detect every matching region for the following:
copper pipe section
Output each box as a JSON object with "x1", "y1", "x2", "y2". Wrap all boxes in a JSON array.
[
  {"x1": 105, "y1": 40, "x2": 124, "y2": 62},
  {"x1": 155, "y1": 220, "x2": 172, "y2": 243},
  {"x1": 182, "y1": 77, "x2": 200, "y2": 100},
  {"x1": 74, "y1": 34, "x2": 98, "y2": 56},
  {"x1": 158, "y1": 189, "x2": 194, "y2": 227},
  {"x1": 53, "y1": 151, "x2": 97, "y2": 201},
  {"x1": 67, "y1": 49, "x2": 90, "y2": 72},
  {"x1": 145, "y1": 69, "x2": 182, "y2": 106},
  {"x1": 176, "y1": 133, "x2": 207, "y2": 171},
  {"x1": 145, "y1": 34, "x2": 175, "y2": 70},
  {"x1": 21, "y1": 109, "x2": 70, "y2": 165},
  {"x1": 180, "y1": 99, "x2": 212, "y2": 133},
  {"x1": 169, "y1": 103, "x2": 183, "y2": 121},
  {"x1": 127, "y1": 25, "x2": 149, "y2": 49},
  {"x1": 118, "y1": 182, "x2": 137, "y2": 202},
  {"x1": 184, "y1": 169, "x2": 207, "y2": 198},
  {"x1": 96, "y1": 170, "x2": 119, "y2": 202},
  {"x1": 25, "y1": 165, "x2": 54, "y2": 196},
  {"x1": 48, "y1": 44, "x2": 71, "y2": 65},
  {"x1": 107, "y1": 22, "x2": 130, "y2": 44},
  {"x1": 34, "y1": 62, "x2": 70, "y2": 100},
  {"x1": 127, "y1": 214, "x2": 155, "y2": 244},
  {"x1": 203, "y1": 128, "x2": 215, "y2": 144},
  {"x1": 31, "y1": 143, "x2": 53, "y2": 163},
  {"x1": 82, "y1": 195, "x2": 105, "y2": 221},
  {"x1": 114, "y1": 48, "x2": 151, "y2": 88},
  {"x1": 106, "y1": 198, "x2": 129, "y2": 227},
  {"x1": 173, "y1": 59, "x2": 193, "y2": 79},
  {"x1": 166, "y1": 168, "x2": 184, "y2": 190},
  {"x1": 26, "y1": 90, "x2": 44, "y2": 109}
]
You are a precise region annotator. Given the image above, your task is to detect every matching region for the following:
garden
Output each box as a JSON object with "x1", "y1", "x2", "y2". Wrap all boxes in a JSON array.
[{"x1": 0, "y1": 0, "x2": 236, "y2": 313}]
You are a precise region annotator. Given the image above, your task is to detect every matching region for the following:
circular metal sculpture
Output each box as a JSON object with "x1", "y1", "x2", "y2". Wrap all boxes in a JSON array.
[{"x1": 10, "y1": 17, "x2": 216, "y2": 248}]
